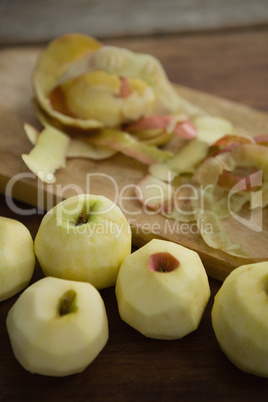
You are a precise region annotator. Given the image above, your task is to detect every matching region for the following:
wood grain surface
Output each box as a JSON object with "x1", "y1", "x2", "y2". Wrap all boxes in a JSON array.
[{"x1": 0, "y1": 28, "x2": 268, "y2": 402}]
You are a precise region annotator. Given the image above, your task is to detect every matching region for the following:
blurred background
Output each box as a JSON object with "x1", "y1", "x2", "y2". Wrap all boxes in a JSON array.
[
  {"x1": 0, "y1": 0, "x2": 267, "y2": 45},
  {"x1": 0, "y1": 0, "x2": 267, "y2": 111}
]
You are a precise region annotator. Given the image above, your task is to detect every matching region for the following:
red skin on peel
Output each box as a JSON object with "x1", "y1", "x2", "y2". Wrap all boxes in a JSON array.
[
  {"x1": 119, "y1": 76, "x2": 132, "y2": 98},
  {"x1": 126, "y1": 116, "x2": 197, "y2": 140}
]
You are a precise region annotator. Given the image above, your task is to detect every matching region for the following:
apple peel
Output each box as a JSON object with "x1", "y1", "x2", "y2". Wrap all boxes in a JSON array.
[
  {"x1": 119, "y1": 76, "x2": 132, "y2": 98},
  {"x1": 193, "y1": 115, "x2": 234, "y2": 145},
  {"x1": 149, "y1": 139, "x2": 209, "y2": 182},
  {"x1": 33, "y1": 95, "x2": 172, "y2": 164},
  {"x1": 24, "y1": 119, "x2": 117, "y2": 161},
  {"x1": 217, "y1": 168, "x2": 261, "y2": 192},
  {"x1": 253, "y1": 180, "x2": 268, "y2": 209},
  {"x1": 168, "y1": 138, "x2": 209, "y2": 173},
  {"x1": 24, "y1": 123, "x2": 39, "y2": 145},
  {"x1": 230, "y1": 144, "x2": 268, "y2": 180},
  {"x1": 54, "y1": 43, "x2": 202, "y2": 118},
  {"x1": 213, "y1": 191, "x2": 250, "y2": 219},
  {"x1": 254, "y1": 134, "x2": 268, "y2": 146},
  {"x1": 66, "y1": 138, "x2": 117, "y2": 160},
  {"x1": 22, "y1": 125, "x2": 70, "y2": 184},
  {"x1": 126, "y1": 115, "x2": 197, "y2": 140},
  {"x1": 89, "y1": 129, "x2": 172, "y2": 165},
  {"x1": 134, "y1": 130, "x2": 174, "y2": 147},
  {"x1": 135, "y1": 175, "x2": 174, "y2": 212},
  {"x1": 211, "y1": 133, "x2": 255, "y2": 152},
  {"x1": 191, "y1": 187, "x2": 249, "y2": 258},
  {"x1": 33, "y1": 33, "x2": 104, "y2": 131},
  {"x1": 196, "y1": 209, "x2": 249, "y2": 258},
  {"x1": 193, "y1": 152, "x2": 236, "y2": 186},
  {"x1": 137, "y1": 134, "x2": 267, "y2": 258}
]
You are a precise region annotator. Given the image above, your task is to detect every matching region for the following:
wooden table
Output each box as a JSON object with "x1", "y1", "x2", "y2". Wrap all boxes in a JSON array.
[{"x1": 0, "y1": 27, "x2": 268, "y2": 401}]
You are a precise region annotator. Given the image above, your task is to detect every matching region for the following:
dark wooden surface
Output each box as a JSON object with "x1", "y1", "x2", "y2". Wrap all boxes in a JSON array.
[{"x1": 1, "y1": 26, "x2": 268, "y2": 401}]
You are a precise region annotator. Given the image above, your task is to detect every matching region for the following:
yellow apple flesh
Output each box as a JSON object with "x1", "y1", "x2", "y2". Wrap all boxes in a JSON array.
[
  {"x1": 0, "y1": 217, "x2": 35, "y2": 301},
  {"x1": 34, "y1": 194, "x2": 132, "y2": 289},
  {"x1": 212, "y1": 261, "x2": 268, "y2": 377},
  {"x1": 115, "y1": 239, "x2": 210, "y2": 340},
  {"x1": 6, "y1": 276, "x2": 109, "y2": 376}
]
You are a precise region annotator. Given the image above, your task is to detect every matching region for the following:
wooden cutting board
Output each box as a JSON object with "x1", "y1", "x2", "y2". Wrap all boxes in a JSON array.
[{"x1": 0, "y1": 47, "x2": 268, "y2": 281}]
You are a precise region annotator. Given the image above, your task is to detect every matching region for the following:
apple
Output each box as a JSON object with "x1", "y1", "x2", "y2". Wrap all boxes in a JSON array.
[
  {"x1": 211, "y1": 261, "x2": 268, "y2": 377},
  {"x1": 115, "y1": 239, "x2": 210, "y2": 340},
  {"x1": 0, "y1": 217, "x2": 35, "y2": 301},
  {"x1": 6, "y1": 276, "x2": 109, "y2": 376},
  {"x1": 34, "y1": 194, "x2": 131, "y2": 289}
]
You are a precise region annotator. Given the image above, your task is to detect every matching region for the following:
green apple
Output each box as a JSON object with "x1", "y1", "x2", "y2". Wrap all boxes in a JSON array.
[
  {"x1": 212, "y1": 261, "x2": 268, "y2": 377},
  {"x1": 0, "y1": 217, "x2": 35, "y2": 301},
  {"x1": 34, "y1": 194, "x2": 131, "y2": 289},
  {"x1": 115, "y1": 239, "x2": 210, "y2": 340},
  {"x1": 6, "y1": 276, "x2": 109, "y2": 376}
]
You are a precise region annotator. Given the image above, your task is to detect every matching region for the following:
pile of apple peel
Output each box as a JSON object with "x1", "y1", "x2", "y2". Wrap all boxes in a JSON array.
[
  {"x1": 22, "y1": 33, "x2": 268, "y2": 258},
  {"x1": 138, "y1": 133, "x2": 268, "y2": 258},
  {"x1": 24, "y1": 33, "x2": 199, "y2": 183},
  {"x1": 23, "y1": 33, "x2": 206, "y2": 180}
]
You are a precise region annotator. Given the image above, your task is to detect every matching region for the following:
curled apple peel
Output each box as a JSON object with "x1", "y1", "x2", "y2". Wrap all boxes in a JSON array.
[
  {"x1": 23, "y1": 123, "x2": 39, "y2": 145},
  {"x1": 23, "y1": 121, "x2": 117, "y2": 161},
  {"x1": 211, "y1": 133, "x2": 255, "y2": 153},
  {"x1": 52, "y1": 43, "x2": 195, "y2": 121},
  {"x1": 28, "y1": 32, "x2": 206, "y2": 183},
  {"x1": 126, "y1": 115, "x2": 197, "y2": 140},
  {"x1": 88, "y1": 129, "x2": 172, "y2": 164},
  {"x1": 34, "y1": 34, "x2": 197, "y2": 131},
  {"x1": 22, "y1": 125, "x2": 70, "y2": 184},
  {"x1": 192, "y1": 115, "x2": 234, "y2": 145},
  {"x1": 33, "y1": 33, "x2": 103, "y2": 131}
]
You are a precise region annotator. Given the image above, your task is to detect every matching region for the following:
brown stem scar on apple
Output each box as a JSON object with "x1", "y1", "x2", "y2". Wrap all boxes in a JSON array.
[
  {"x1": 58, "y1": 290, "x2": 77, "y2": 316},
  {"x1": 148, "y1": 252, "x2": 180, "y2": 273},
  {"x1": 75, "y1": 212, "x2": 87, "y2": 225}
]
